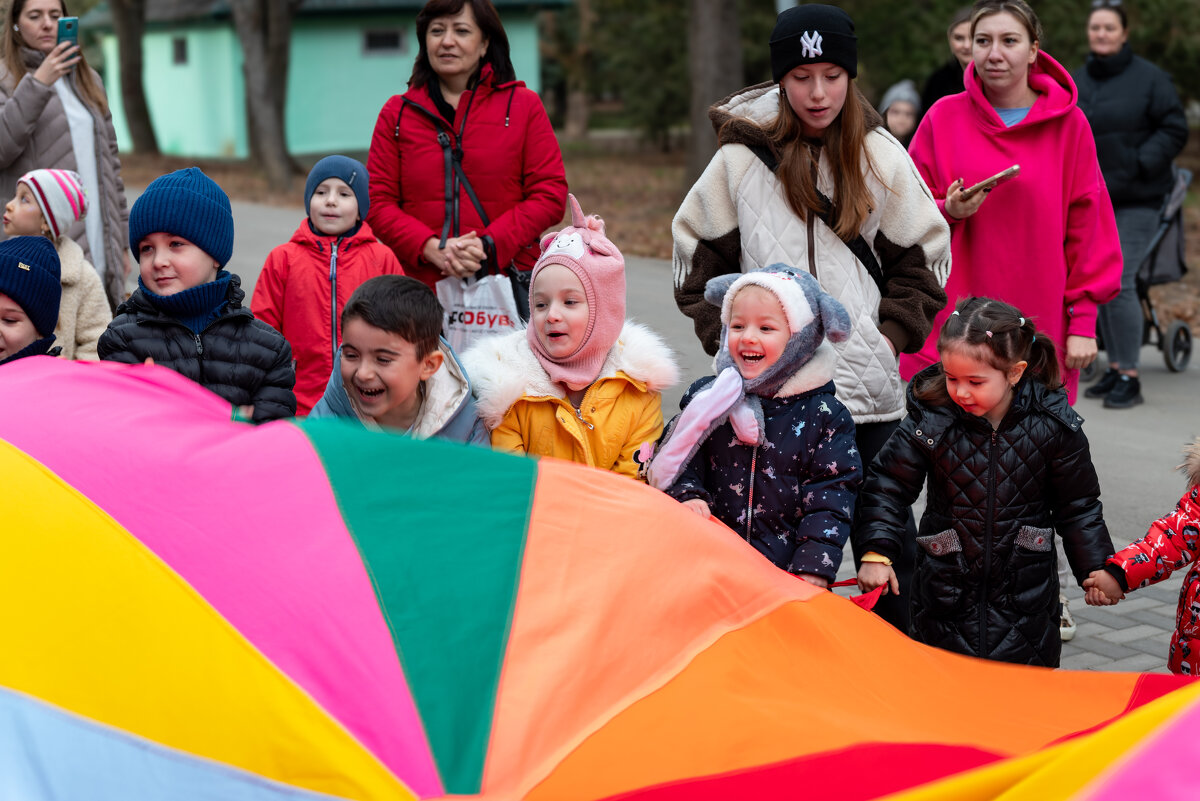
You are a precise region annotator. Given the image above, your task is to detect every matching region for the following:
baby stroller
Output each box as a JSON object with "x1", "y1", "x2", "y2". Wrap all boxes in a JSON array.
[{"x1": 1083, "y1": 167, "x2": 1193, "y2": 382}]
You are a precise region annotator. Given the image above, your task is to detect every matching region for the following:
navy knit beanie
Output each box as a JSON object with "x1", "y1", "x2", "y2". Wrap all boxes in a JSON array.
[
  {"x1": 304, "y1": 155, "x2": 369, "y2": 220},
  {"x1": 0, "y1": 235, "x2": 61, "y2": 337},
  {"x1": 770, "y1": 4, "x2": 858, "y2": 82},
  {"x1": 129, "y1": 168, "x2": 235, "y2": 268}
]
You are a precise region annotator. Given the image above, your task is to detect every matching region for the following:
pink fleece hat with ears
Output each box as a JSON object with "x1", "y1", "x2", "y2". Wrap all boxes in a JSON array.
[{"x1": 526, "y1": 194, "x2": 626, "y2": 391}]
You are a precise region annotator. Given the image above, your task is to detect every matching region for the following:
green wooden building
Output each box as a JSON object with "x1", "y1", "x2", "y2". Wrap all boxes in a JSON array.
[{"x1": 82, "y1": 0, "x2": 559, "y2": 158}]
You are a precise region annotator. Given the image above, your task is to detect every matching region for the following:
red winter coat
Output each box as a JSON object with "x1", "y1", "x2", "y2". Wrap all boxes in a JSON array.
[
  {"x1": 251, "y1": 219, "x2": 404, "y2": 415},
  {"x1": 366, "y1": 65, "x2": 567, "y2": 288},
  {"x1": 1107, "y1": 437, "x2": 1200, "y2": 675}
]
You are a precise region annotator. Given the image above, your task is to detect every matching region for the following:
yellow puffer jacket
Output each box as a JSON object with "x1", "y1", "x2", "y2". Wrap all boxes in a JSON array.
[{"x1": 463, "y1": 321, "x2": 680, "y2": 478}]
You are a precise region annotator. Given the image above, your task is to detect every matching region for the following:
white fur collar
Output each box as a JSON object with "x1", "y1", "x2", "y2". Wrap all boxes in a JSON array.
[
  {"x1": 1185, "y1": 436, "x2": 1200, "y2": 488},
  {"x1": 463, "y1": 320, "x2": 680, "y2": 429}
]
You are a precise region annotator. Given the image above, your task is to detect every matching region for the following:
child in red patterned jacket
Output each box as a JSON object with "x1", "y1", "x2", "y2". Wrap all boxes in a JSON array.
[{"x1": 1086, "y1": 437, "x2": 1200, "y2": 674}]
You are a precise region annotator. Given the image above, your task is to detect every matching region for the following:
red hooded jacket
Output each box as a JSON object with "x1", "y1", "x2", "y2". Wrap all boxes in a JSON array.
[
  {"x1": 251, "y1": 219, "x2": 404, "y2": 415},
  {"x1": 366, "y1": 65, "x2": 567, "y2": 288}
]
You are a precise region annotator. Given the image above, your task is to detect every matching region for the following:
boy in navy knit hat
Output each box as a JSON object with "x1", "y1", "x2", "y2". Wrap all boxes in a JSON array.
[
  {"x1": 0, "y1": 235, "x2": 62, "y2": 364},
  {"x1": 252, "y1": 155, "x2": 404, "y2": 415},
  {"x1": 98, "y1": 168, "x2": 297, "y2": 422}
]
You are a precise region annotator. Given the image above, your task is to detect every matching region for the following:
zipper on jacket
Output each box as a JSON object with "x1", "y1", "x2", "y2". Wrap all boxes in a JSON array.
[
  {"x1": 194, "y1": 333, "x2": 203, "y2": 356},
  {"x1": 573, "y1": 404, "x2": 594, "y2": 430},
  {"x1": 806, "y1": 154, "x2": 819, "y2": 279},
  {"x1": 806, "y1": 215, "x2": 818, "y2": 280},
  {"x1": 744, "y1": 446, "x2": 758, "y2": 541},
  {"x1": 980, "y1": 429, "x2": 998, "y2": 652},
  {"x1": 329, "y1": 241, "x2": 340, "y2": 361}
]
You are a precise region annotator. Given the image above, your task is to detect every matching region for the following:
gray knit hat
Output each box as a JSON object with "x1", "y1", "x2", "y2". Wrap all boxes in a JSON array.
[{"x1": 878, "y1": 79, "x2": 921, "y2": 116}]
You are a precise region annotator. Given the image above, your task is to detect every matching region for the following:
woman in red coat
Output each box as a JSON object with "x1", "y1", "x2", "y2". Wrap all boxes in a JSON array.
[{"x1": 367, "y1": 0, "x2": 567, "y2": 291}]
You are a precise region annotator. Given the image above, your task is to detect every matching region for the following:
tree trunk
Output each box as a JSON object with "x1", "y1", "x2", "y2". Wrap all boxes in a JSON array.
[
  {"x1": 562, "y1": 0, "x2": 591, "y2": 140},
  {"x1": 229, "y1": 0, "x2": 297, "y2": 191},
  {"x1": 108, "y1": 0, "x2": 158, "y2": 153},
  {"x1": 685, "y1": 0, "x2": 742, "y2": 186}
]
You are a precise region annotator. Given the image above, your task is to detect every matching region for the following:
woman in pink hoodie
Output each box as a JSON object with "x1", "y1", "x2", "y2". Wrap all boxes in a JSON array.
[{"x1": 902, "y1": 0, "x2": 1121, "y2": 404}]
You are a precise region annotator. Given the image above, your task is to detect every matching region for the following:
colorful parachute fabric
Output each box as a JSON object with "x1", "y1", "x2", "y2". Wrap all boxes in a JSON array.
[{"x1": 0, "y1": 357, "x2": 1195, "y2": 800}]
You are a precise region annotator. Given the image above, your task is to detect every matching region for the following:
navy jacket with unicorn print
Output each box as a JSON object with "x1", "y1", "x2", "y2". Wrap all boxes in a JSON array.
[{"x1": 664, "y1": 341, "x2": 862, "y2": 582}]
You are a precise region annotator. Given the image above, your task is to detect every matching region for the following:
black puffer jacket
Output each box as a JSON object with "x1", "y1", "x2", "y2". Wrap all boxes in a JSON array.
[
  {"x1": 854, "y1": 367, "x2": 1113, "y2": 666},
  {"x1": 98, "y1": 274, "x2": 296, "y2": 422},
  {"x1": 1074, "y1": 44, "x2": 1188, "y2": 207}
]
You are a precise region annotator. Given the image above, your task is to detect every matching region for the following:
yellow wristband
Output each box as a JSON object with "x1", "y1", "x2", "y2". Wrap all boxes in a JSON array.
[{"x1": 861, "y1": 552, "x2": 893, "y2": 566}]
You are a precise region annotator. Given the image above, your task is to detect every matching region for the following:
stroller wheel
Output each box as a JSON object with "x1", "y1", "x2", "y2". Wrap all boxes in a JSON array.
[
  {"x1": 1163, "y1": 320, "x2": 1192, "y2": 372},
  {"x1": 1079, "y1": 360, "x2": 1100, "y2": 384}
]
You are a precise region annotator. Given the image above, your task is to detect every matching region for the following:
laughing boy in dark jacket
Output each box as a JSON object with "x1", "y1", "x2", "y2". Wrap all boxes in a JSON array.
[
  {"x1": 99, "y1": 168, "x2": 296, "y2": 422},
  {"x1": 648, "y1": 265, "x2": 862, "y2": 586}
]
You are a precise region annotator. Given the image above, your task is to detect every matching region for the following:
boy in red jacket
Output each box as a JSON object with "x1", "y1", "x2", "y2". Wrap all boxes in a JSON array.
[{"x1": 252, "y1": 156, "x2": 404, "y2": 415}]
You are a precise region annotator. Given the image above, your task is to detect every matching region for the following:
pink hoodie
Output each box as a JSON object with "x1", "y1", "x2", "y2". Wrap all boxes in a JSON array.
[{"x1": 901, "y1": 52, "x2": 1121, "y2": 403}]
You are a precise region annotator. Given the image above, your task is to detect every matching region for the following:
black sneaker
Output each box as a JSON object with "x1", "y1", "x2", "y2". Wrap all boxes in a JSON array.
[
  {"x1": 1084, "y1": 368, "x2": 1120, "y2": 399},
  {"x1": 1104, "y1": 375, "x2": 1143, "y2": 408}
]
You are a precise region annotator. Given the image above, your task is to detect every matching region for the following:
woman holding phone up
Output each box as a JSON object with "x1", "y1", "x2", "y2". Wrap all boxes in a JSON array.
[
  {"x1": 0, "y1": 0, "x2": 129, "y2": 310},
  {"x1": 903, "y1": 0, "x2": 1121, "y2": 404}
]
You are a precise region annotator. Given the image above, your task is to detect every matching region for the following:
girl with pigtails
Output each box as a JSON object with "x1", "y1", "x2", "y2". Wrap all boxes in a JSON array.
[{"x1": 854, "y1": 297, "x2": 1115, "y2": 667}]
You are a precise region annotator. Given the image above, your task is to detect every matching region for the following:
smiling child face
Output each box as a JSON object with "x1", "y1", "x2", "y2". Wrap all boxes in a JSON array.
[
  {"x1": 339, "y1": 317, "x2": 443, "y2": 430},
  {"x1": 727, "y1": 285, "x2": 790, "y2": 381}
]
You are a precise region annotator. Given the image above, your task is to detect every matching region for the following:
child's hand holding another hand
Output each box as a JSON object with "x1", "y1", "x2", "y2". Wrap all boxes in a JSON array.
[
  {"x1": 682, "y1": 499, "x2": 711, "y2": 518},
  {"x1": 1083, "y1": 569, "x2": 1125, "y2": 606},
  {"x1": 858, "y1": 562, "x2": 899, "y2": 595}
]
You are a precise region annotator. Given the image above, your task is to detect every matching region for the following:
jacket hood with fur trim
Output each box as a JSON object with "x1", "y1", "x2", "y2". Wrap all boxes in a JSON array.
[
  {"x1": 464, "y1": 320, "x2": 679, "y2": 429},
  {"x1": 1184, "y1": 436, "x2": 1200, "y2": 488}
]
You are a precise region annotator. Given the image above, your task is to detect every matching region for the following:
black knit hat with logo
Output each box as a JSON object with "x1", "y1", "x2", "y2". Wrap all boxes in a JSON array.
[
  {"x1": 0, "y1": 235, "x2": 61, "y2": 336},
  {"x1": 770, "y1": 4, "x2": 858, "y2": 81}
]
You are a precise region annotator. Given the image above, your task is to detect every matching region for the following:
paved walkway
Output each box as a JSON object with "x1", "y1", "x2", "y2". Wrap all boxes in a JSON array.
[{"x1": 206, "y1": 191, "x2": 1199, "y2": 674}]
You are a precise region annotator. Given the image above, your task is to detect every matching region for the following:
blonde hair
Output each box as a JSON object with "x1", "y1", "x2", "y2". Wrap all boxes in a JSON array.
[
  {"x1": 4, "y1": 0, "x2": 108, "y2": 115},
  {"x1": 970, "y1": 0, "x2": 1042, "y2": 44}
]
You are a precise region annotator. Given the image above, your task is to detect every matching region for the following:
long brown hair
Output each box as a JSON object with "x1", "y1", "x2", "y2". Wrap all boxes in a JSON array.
[
  {"x1": 760, "y1": 83, "x2": 883, "y2": 242},
  {"x1": 4, "y1": 0, "x2": 108, "y2": 115},
  {"x1": 913, "y1": 296, "x2": 1062, "y2": 406}
]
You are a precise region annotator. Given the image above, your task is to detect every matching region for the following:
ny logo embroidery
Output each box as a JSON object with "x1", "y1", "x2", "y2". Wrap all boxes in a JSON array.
[{"x1": 800, "y1": 30, "x2": 823, "y2": 58}]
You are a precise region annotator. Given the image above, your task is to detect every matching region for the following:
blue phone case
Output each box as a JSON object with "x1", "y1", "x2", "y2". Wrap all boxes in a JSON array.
[{"x1": 57, "y1": 17, "x2": 78, "y2": 47}]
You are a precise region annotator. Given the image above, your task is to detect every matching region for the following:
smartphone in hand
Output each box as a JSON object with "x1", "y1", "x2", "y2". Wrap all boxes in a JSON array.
[
  {"x1": 960, "y1": 165, "x2": 1020, "y2": 200},
  {"x1": 56, "y1": 16, "x2": 79, "y2": 50}
]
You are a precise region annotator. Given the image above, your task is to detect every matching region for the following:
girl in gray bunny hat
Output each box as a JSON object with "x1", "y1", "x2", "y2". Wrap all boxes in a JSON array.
[{"x1": 648, "y1": 264, "x2": 862, "y2": 586}]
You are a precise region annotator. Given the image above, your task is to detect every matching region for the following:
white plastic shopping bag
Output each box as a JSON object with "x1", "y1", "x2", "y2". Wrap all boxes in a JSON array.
[{"x1": 435, "y1": 273, "x2": 522, "y2": 352}]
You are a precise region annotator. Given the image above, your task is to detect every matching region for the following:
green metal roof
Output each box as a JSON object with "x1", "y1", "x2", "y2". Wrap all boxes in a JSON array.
[{"x1": 83, "y1": 0, "x2": 568, "y2": 30}]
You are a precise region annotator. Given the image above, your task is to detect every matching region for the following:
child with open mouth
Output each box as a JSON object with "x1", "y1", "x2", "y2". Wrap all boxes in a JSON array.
[
  {"x1": 648, "y1": 265, "x2": 862, "y2": 588},
  {"x1": 464, "y1": 194, "x2": 679, "y2": 479}
]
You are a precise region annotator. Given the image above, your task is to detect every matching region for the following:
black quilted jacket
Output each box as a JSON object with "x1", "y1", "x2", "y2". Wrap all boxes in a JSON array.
[
  {"x1": 853, "y1": 366, "x2": 1113, "y2": 666},
  {"x1": 98, "y1": 274, "x2": 296, "y2": 422}
]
